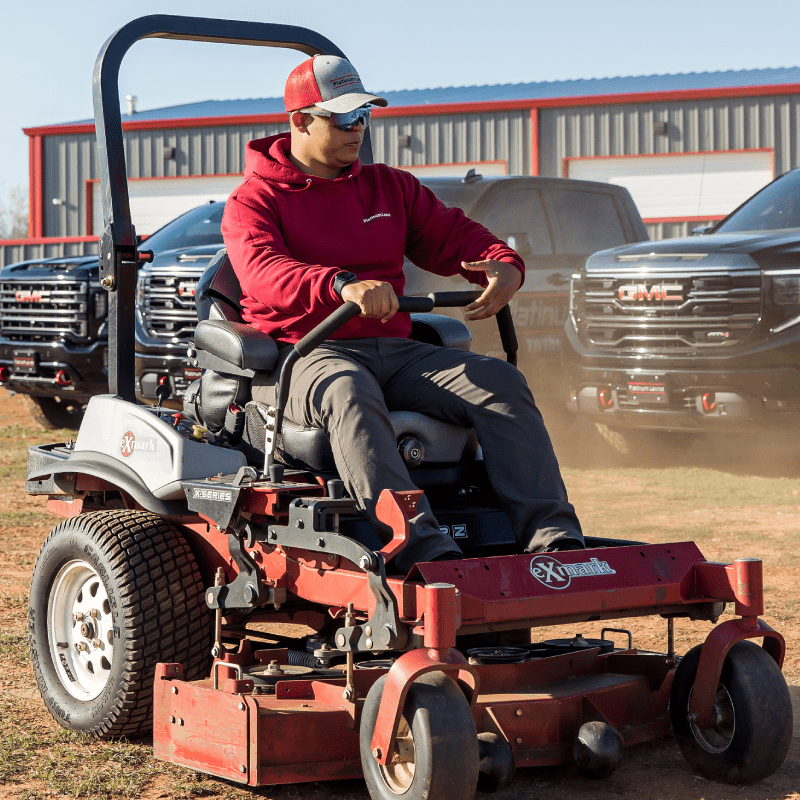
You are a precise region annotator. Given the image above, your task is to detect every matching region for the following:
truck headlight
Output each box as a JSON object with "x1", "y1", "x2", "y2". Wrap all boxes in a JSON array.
[{"x1": 773, "y1": 276, "x2": 800, "y2": 305}]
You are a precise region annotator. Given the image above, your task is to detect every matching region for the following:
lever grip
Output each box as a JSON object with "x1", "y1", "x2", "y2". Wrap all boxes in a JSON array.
[
  {"x1": 427, "y1": 290, "x2": 483, "y2": 307},
  {"x1": 293, "y1": 302, "x2": 361, "y2": 357}
]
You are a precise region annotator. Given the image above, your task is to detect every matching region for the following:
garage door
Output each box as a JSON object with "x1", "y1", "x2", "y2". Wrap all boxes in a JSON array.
[
  {"x1": 565, "y1": 150, "x2": 774, "y2": 222},
  {"x1": 90, "y1": 174, "x2": 243, "y2": 236}
]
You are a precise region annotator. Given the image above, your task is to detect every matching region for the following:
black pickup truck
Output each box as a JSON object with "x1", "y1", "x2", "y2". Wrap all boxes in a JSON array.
[
  {"x1": 136, "y1": 172, "x2": 647, "y2": 419},
  {"x1": 0, "y1": 203, "x2": 225, "y2": 426},
  {"x1": 2, "y1": 173, "x2": 647, "y2": 426},
  {"x1": 565, "y1": 167, "x2": 800, "y2": 456}
]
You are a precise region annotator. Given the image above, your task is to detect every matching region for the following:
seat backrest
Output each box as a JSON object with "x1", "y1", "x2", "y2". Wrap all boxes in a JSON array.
[
  {"x1": 189, "y1": 249, "x2": 252, "y2": 431},
  {"x1": 196, "y1": 248, "x2": 243, "y2": 323}
]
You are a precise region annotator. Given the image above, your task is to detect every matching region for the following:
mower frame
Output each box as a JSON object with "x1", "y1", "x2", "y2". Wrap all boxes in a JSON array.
[{"x1": 23, "y1": 13, "x2": 792, "y2": 798}]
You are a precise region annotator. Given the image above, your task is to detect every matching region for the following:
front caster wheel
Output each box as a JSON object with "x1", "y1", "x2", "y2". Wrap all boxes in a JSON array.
[
  {"x1": 670, "y1": 640, "x2": 793, "y2": 784},
  {"x1": 28, "y1": 510, "x2": 211, "y2": 739},
  {"x1": 360, "y1": 672, "x2": 479, "y2": 800}
]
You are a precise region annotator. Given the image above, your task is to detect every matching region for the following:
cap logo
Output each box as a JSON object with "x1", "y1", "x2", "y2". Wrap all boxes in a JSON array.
[{"x1": 331, "y1": 74, "x2": 361, "y2": 89}]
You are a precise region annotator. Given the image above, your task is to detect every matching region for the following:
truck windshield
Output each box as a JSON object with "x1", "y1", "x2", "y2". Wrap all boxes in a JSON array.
[
  {"x1": 143, "y1": 202, "x2": 225, "y2": 252},
  {"x1": 715, "y1": 170, "x2": 800, "y2": 234}
]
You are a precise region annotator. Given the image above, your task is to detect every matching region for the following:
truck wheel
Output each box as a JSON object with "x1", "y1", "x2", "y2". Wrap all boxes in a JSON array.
[
  {"x1": 594, "y1": 423, "x2": 695, "y2": 465},
  {"x1": 360, "y1": 672, "x2": 479, "y2": 800},
  {"x1": 22, "y1": 394, "x2": 85, "y2": 430},
  {"x1": 28, "y1": 510, "x2": 211, "y2": 739},
  {"x1": 670, "y1": 640, "x2": 793, "y2": 784}
]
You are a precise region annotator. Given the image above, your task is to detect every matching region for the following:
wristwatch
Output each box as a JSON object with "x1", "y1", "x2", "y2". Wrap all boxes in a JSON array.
[{"x1": 333, "y1": 271, "x2": 359, "y2": 300}]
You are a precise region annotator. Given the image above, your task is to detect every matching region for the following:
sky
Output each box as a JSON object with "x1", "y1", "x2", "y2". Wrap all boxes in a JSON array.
[{"x1": 4, "y1": 0, "x2": 800, "y2": 207}]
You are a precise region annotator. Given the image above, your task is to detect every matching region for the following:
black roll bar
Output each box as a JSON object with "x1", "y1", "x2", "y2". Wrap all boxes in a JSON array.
[{"x1": 92, "y1": 15, "x2": 368, "y2": 402}]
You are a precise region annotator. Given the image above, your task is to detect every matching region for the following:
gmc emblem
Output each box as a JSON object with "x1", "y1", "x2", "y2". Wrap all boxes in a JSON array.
[
  {"x1": 15, "y1": 290, "x2": 48, "y2": 302},
  {"x1": 178, "y1": 281, "x2": 197, "y2": 297},
  {"x1": 618, "y1": 284, "x2": 683, "y2": 302}
]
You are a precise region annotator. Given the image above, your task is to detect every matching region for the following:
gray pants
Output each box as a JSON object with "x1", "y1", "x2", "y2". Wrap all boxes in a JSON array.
[{"x1": 252, "y1": 338, "x2": 582, "y2": 573}]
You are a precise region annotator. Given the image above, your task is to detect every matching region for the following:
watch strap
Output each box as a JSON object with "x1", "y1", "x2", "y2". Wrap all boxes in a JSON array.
[{"x1": 333, "y1": 271, "x2": 358, "y2": 300}]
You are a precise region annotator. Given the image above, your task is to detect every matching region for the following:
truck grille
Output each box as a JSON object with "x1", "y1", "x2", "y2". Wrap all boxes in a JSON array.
[
  {"x1": 139, "y1": 264, "x2": 203, "y2": 342},
  {"x1": 0, "y1": 278, "x2": 91, "y2": 342},
  {"x1": 572, "y1": 271, "x2": 762, "y2": 353}
]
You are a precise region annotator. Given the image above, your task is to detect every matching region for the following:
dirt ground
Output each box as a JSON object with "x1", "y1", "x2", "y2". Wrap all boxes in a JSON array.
[{"x1": 0, "y1": 387, "x2": 798, "y2": 800}]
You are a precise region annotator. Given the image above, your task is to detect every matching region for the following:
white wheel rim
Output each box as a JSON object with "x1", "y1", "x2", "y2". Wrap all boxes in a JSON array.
[
  {"x1": 48, "y1": 559, "x2": 115, "y2": 701},
  {"x1": 689, "y1": 684, "x2": 736, "y2": 754},
  {"x1": 380, "y1": 714, "x2": 416, "y2": 794}
]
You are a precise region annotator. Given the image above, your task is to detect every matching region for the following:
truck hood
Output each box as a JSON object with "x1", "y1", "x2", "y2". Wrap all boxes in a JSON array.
[
  {"x1": 585, "y1": 229, "x2": 800, "y2": 273},
  {"x1": 149, "y1": 243, "x2": 222, "y2": 268},
  {"x1": 0, "y1": 254, "x2": 98, "y2": 279}
]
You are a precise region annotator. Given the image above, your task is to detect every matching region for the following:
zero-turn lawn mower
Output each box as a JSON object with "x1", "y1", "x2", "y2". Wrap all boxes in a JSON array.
[{"x1": 25, "y1": 15, "x2": 793, "y2": 800}]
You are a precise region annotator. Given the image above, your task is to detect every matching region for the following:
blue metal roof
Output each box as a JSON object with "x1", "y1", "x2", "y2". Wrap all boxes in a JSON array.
[{"x1": 63, "y1": 66, "x2": 800, "y2": 125}]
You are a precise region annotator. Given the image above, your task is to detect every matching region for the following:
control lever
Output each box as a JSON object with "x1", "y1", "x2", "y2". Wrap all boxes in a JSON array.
[{"x1": 155, "y1": 382, "x2": 171, "y2": 416}]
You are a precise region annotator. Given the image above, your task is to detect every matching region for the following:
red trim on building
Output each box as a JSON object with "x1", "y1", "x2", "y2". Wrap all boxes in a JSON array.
[
  {"x1": 0, "y1": 235, "x2": 97, "y2": 246},
  {"x1": 85, "y1": 172, "x2": 244, "y2": 187},
  {"x1": 85, "y1": 180, "x2": 93, "y2": 236},
  {"x1": 28, "y1": 137, "x2": 35, "y2": 238},
  {"x1": 642, "y1": 215, "x2": 725, "y2": 225},
  {"x1": 31, "y1": 135, "x2": 43, "y2": 238},
  {"x1": 530, "y1": 108, "x2": 539, "y2": 176},
  {"x1": 22, "y1": 81, "x2": 800, "y2": 139}
]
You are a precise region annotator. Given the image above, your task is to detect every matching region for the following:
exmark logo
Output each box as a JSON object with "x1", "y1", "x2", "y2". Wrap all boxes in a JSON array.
[
  {"x1": 529, "y1": 555, "x2": 616, "y2": 590},
  {"x1": 120, "y1": 431, "x2": 157, "y2": 458}
]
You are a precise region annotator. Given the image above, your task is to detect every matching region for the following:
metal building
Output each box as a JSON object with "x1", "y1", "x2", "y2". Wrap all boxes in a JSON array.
[{"x1": 10, "y1": 66, "x2": 800, "y2": 266}]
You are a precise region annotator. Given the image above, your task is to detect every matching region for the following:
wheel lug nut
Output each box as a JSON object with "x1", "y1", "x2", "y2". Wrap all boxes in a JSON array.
[
  {"x1": 90, "y1": 608, "x2": 100, "y2": 619},
  {"x1": 75, "y1": 642, "x2": 88, "y2": 652},
  {"x1": 92, "y1": 638, "x2": 102, "y2": 648},
  {"x1": 74, "y1": 612, "x2": 84, "y2": 621}
]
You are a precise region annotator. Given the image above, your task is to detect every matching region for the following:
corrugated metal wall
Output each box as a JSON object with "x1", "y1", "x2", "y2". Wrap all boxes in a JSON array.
[
  {"x1": 0, "y1": 240, "x2": 98, "y2": 269},
  {"x1": 41, "y1": 111, "x2": 529, "y2": 238},
  {"x1": 538, "y1": 93, "x2": 800, "y2": 238},
  {"x1": 370, "y1": 111, "x2": 529, "y2": 175},
  {"x1": 37, "y1": 94, "x2": 800, "y2": 240},
  {"x1": 43, "y1": 122, "x2": 288, "y2": 238}
]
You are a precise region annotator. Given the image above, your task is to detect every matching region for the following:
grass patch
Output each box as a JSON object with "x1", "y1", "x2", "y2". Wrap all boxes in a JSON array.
[
  {"x1": 0, "y1": 510, "x2": 56, "y2": 529},
  {"x1": 0, "y1": 628, "x2": 29, "y2": 667},
  {"x1": 0, "y1": 704, "x2": 55, "y2": 784},
  {"x1": 563, "y1": 466, "x2": 800, "y2": 509},
  {"x1": 30, "y1": 735, "x2": 163, "y2": 798},
  {"x1": 636, "y1": 467, "x2": 800, "y2": 508},
  {"x1": 0, "y1": 425, "x2": 70, "y2": 478},
  {"x1": 0, "y1": 591, "x2": 29, "y2": 610},
  {"x1": 0, "y1": 702, "x2": 174, "y2": 799}
]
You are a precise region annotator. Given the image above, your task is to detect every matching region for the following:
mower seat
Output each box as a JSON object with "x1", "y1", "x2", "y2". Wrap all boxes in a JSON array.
[{"x1": 185, "y1": 249, "x2": 480, "y2": 475}]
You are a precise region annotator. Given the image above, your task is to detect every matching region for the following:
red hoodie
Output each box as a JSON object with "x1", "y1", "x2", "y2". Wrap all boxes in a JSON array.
[{"x1": 221, "y1": 133, "x2": 525, "y2": 343}]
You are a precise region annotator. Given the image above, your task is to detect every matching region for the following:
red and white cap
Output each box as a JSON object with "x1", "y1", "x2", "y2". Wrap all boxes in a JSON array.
[{"x1": 284, "y1": 55, "x2": 388, "y2": 114}]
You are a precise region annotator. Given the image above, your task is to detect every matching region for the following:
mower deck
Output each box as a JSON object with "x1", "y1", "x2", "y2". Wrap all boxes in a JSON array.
[
  {"x1": 149, "y1": 527, "x2": 783, "y2": 787},
  {"x1": 153, "y1": 645, "x2": 674, "y2": 786}
]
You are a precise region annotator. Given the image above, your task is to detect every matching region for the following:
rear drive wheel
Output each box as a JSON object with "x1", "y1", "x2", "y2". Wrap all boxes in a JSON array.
[
  {"x1": 360, "y1": 672, "x2": 479, "y2": 800},
  {"x1": 28, "y1": 510, "x2": 211, "y2": 738},
  {"x1": 670, "y1": 640, "x2": 793, "y2": 783},
  {"x1": 22, "y1": 394, "x2": 86, "y2": 429}
]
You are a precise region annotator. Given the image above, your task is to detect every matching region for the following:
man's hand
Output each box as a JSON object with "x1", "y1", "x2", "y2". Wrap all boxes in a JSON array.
[
  {"x1": 341, "y1": 280, "x2": 400, "y2": 323},
  {"x1": 462, "y1": 260, "x2": 523, "y2": 320}
]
